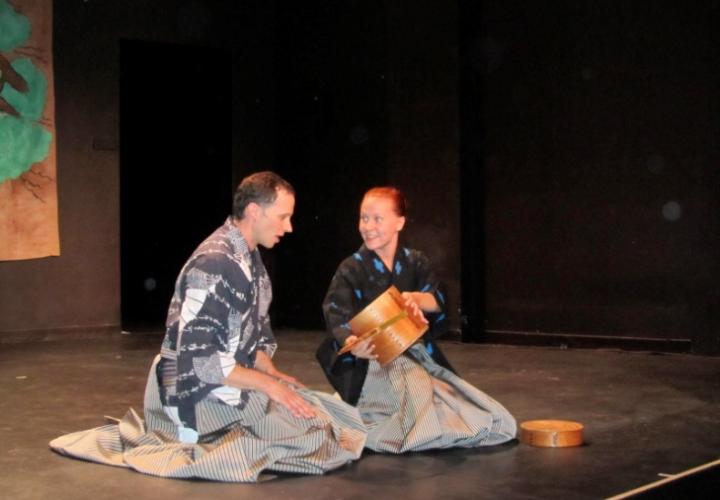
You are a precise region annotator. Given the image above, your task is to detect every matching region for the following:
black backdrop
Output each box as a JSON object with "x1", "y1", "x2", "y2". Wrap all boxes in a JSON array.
[
  {"x1": 460, "y1": 1, "x2": 719, "y2": 353},
  {"x1": 118, "y1": 1, "x2": 719, "y2": 354},
  {"x1": 120, "y1": 40, "x2": 232, "y2": 329}
]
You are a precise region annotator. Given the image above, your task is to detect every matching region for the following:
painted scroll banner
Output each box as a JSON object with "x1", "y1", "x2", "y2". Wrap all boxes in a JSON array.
[{"x1": 0, "y1": 0, "x2": 58, "y2": 260}]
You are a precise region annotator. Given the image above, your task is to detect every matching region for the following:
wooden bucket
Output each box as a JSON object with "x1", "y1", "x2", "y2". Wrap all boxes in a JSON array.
[
  {"x1": 519, "y1": 420, "x2": 585, "y2": 447},
  {"x1": 338, "y1": 285, "x2": 428, "y2": 365}
]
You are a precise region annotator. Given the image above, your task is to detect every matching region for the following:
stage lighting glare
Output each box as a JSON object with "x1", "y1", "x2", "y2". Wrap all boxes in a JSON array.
[
  {"x1": 662, "y1": 201, "x2": 682, "y2": 221},
  {"x1": 143, "y1": 277, "x2": 157, "y2": 291}
]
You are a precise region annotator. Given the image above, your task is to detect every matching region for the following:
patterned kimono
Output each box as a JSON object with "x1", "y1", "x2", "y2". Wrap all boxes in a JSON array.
[
  {"x1": 51, "y1": 218, "x2": 366, "y2": 482},
  {"x1": 157, "y1": 216, "x2": 279, "y2": 439},
  {"x1": 316, "y1": 244, "x2": 517, "y2": 453}
]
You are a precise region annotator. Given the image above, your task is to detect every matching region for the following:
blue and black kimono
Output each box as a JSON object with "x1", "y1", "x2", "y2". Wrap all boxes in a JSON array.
[
  {"x1": 317, "y1": 244, "x2": 517, "y2": 453},
  {"x1": 316, "y1": 244, "x2": 455, "y2": 405}
]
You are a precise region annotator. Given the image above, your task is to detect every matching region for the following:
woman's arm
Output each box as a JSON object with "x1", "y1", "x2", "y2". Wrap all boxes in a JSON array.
[
  {"x1": 323, "y1": 264, "x2": 361, "y2": 346},
  {"x1": 401, "y1": 291, "x2": 440, "y2": 313}
]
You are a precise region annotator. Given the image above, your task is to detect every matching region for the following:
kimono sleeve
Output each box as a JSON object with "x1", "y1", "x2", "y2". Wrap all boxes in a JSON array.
[
  {"x1": 174, "y1": 253, "x2": 250, "y2": 409},
  {"x1": 256, "y1": 314, "x2": 278, "y2": 358},
  {"x1": 322, "y1": 260, "x2": 361, "y2": 346},
  {"x1": 252, "y1": 257, "x2": 277, "y2": 358},
  {"x1": 412, "y1": 251, "x2": 449, "y2": 339}
]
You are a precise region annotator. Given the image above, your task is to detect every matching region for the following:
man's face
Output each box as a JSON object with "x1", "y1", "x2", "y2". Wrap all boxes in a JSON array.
[{"x1": 252, "y1": 188, "x2": 295, "y2": 249}]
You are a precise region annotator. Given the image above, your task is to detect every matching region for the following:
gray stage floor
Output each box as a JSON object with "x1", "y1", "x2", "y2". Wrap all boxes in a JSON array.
[{"x1": 1, "y1": 329, "x2": 718, "y2": 499}]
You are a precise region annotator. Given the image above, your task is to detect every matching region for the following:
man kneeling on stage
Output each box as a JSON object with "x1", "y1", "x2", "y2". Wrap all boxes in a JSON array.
[{"x1": 51, "y1": 171, "x2": 367, "y2": 482}]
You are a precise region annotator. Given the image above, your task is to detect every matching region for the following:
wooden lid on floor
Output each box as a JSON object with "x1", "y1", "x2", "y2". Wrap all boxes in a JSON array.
[{"x1": 519, "y1": 420, "x2": 584, "y2": 447}]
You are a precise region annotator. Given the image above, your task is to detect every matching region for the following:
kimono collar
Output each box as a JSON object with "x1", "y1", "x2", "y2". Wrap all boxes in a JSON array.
[
  {"x1": 224, "y1": 216, "x2": 253, "y2": 263},
  {"x1": 355, "y1": 244, "x2": 410, "y2": 275}
]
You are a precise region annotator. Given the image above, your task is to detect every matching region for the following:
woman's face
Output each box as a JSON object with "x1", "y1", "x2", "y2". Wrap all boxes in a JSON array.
[{"x1": 358, "y1": 195, "x2": 405, "y2": 255}]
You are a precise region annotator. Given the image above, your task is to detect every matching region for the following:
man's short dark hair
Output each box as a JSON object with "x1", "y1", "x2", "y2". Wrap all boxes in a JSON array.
[{"x1": 232, "y1": 171, "x2": 295, "y2": 220}]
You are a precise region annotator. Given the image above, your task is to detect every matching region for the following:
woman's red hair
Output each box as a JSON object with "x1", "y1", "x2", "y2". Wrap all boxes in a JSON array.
[{"x1": 363, "y1": 187, "x2": 407, "y2": 217}]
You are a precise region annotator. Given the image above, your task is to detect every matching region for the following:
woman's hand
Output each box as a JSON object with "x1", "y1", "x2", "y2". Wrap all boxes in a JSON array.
[
  {"x1": 401, "y1": 292, "x2": 429, "y2": 324},
  {"x1": 345, "y1": 335, "x2": 378, "y2": 360},
  {"x1": 266, "y1": 379, "x2": 316, "y2": 419}
]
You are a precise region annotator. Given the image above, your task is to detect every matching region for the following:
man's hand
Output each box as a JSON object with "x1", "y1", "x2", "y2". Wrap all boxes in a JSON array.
[
  {"x1": 266, "y1": 379, "x2": 316, "y2": 419},
  {"x1": 345, "y1": 335, "x2": 378, "y2": 360},
  {"x1": 223, "y1": 356, "x2": 314, "y2": 418}
]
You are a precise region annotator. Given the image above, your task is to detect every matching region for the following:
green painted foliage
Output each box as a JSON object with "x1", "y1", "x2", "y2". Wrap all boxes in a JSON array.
[
  {"x1": 0, "y1": 115, "x2": 51, "y2": 183},
  {"x1": 0, "y1": 0, "x2": 31, "y2": 51},
  {"x1": 1, "y1": 58, "x2": 48, "y2": 120},
  {"x1": 0, "y1": 2, "x2": 52, "y2": 184}
]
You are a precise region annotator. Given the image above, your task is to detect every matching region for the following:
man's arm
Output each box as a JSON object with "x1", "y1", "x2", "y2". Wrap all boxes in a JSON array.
[
  {"x1": 254, "y1": 350, "x2": 305, "y2": 388},
  {"x1": 222, "y1": 361, "x2": 315, "y2": 419}
]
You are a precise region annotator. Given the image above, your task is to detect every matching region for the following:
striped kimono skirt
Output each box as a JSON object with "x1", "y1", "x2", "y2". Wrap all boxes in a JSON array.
[
  {"x1": 49, "y1": 356, "x2": 367, "y2": 482},
  {"x1": 357, "y1": 344, "x2": 517, "y2": 453}
]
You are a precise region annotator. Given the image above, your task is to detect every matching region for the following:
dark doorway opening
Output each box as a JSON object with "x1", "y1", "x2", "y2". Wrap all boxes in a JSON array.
[{"x1": 120, "y1": 39, "x2": 231, "y2": 330}]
